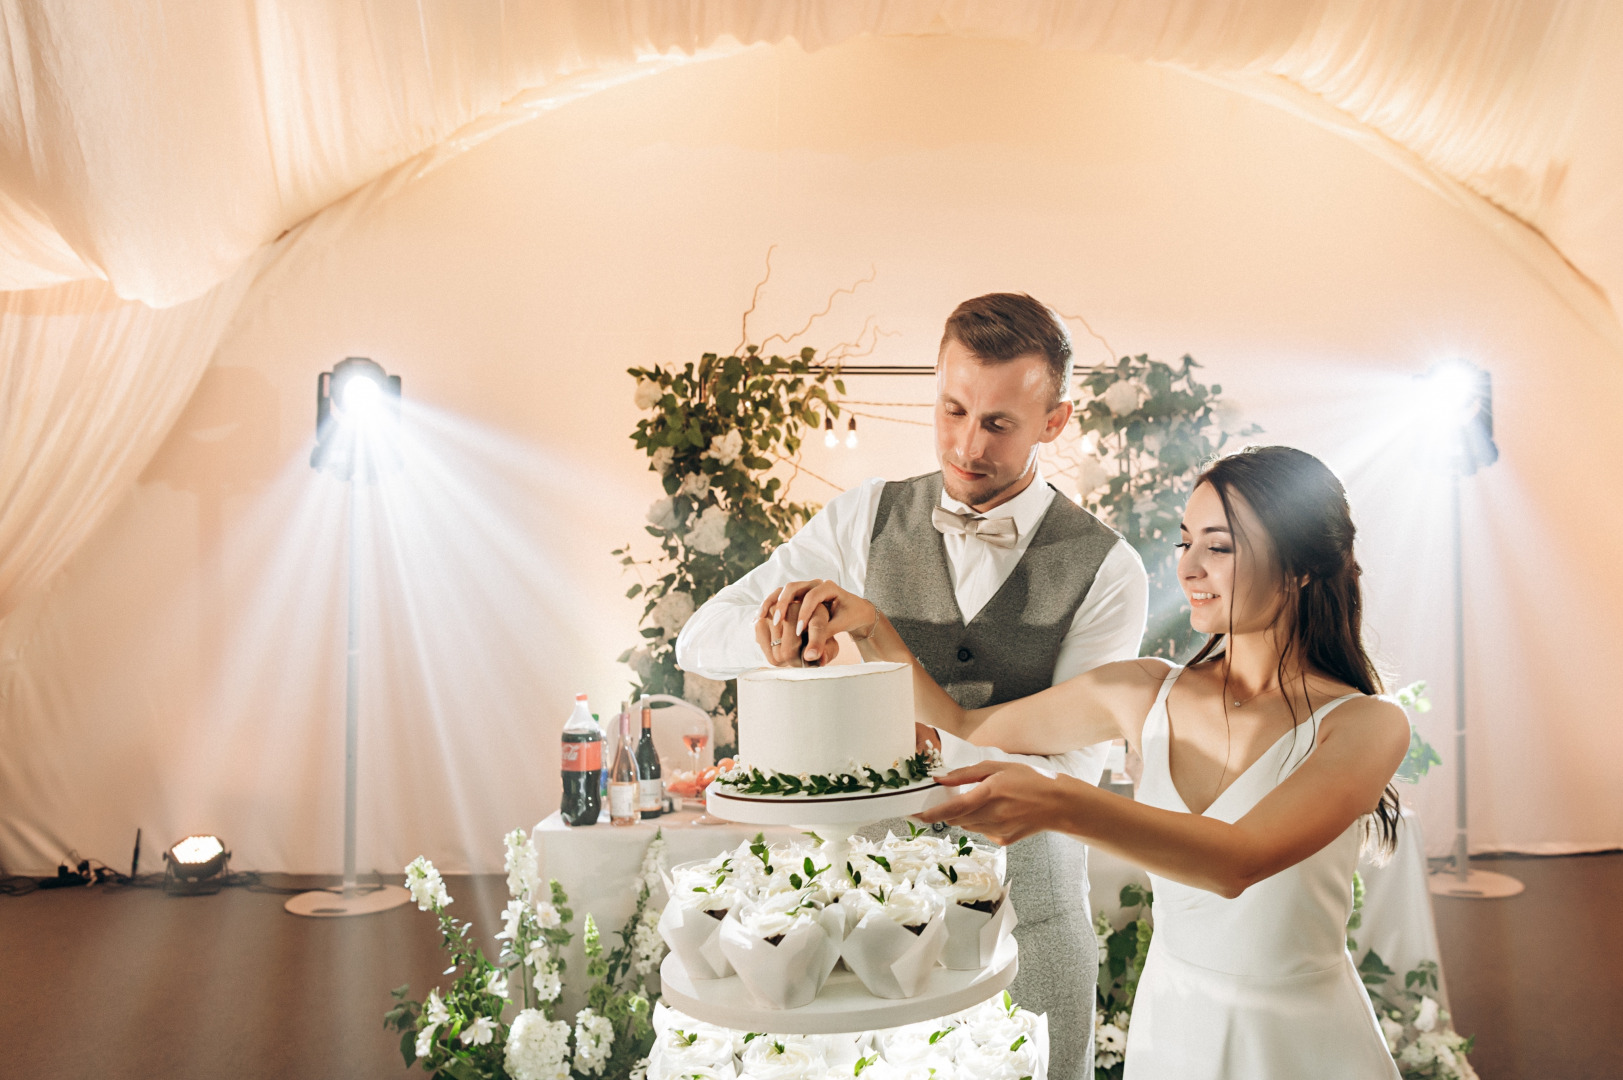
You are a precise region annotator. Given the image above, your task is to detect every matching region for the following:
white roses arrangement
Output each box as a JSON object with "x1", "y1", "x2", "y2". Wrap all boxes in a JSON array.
[
  {"x1": 387, "y1": 830, "x2": 670, "y2": 1080},
  {"x1": 647, "y1": 992, "x2": 1047, "y2": 1080},
  {"x1": 661, "y1": 828, "x2": 1013, "y2": 1008}
]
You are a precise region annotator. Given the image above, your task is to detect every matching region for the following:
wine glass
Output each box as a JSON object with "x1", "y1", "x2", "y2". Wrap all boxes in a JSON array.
[{"x1": 681, "y1": 710, "x2": 721, "y2": 825}]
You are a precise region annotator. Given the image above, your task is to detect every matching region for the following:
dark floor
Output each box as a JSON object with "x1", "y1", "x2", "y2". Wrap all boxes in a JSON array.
[{"x1": 1, "y1": 854, "x2": 1617, "y2": 1080}]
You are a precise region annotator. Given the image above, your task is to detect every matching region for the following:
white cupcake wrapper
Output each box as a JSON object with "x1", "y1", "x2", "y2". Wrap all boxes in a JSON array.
[
  {"x1": 658, "y1": 895, "x2": 734, "y2": 980},
  {"x1": 940, "y1": 883, "x2": 1017, "y2": 970},
  {"x1": 840, "y1": 907, "x2": 948, "y2": 999},
  {"x1": 717, "y1": 907, "x2": 844, "y2": 1009}
]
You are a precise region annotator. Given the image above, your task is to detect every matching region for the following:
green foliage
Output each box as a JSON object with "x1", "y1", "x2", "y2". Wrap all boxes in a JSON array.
[
  {"x1": 1392, "y1": 681, "x2": 1443, "y2": 783},
  {"x1": 1072, "y1": 355, "x2": 1261, "y2": 662},
  {"x1": 617, "y1": 347, "x2": 844, "y2": 756},
  {"x1": 1093, "y1": 884, "x2": 1154, "y2": 1080}
]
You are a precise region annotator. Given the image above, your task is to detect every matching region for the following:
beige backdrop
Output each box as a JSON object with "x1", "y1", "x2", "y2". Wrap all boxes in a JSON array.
[{"x1": 2, "y1": 37, "x2": 1618, "y2": 874}]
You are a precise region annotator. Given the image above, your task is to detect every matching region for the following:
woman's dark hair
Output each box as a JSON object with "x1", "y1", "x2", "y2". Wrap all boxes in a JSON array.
[{"x1": 1186, "y1": 445, "x2": 1401, "y2": 857}]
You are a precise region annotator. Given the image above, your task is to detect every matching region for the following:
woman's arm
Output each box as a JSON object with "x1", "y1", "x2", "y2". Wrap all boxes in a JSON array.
[
  {"x1": 918, "y1": 696, "x2": 1410, "y2": 897},
  {"x1": 767, "y1": 579, "x2": 1133, "y2": 753}
]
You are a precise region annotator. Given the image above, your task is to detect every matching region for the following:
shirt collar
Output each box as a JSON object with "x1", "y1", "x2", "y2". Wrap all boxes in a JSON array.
[{"x1": 939, "y1": 465, "x2": 1055, "y2": 538}]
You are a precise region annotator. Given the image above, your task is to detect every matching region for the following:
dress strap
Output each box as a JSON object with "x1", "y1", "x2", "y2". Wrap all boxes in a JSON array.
[{"x1": 1141, "y1": 663, "x2": 1183, "y2": 739}]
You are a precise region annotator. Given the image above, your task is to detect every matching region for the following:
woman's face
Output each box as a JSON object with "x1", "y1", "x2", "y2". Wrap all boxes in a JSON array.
[{"x1": 1178, "y1": 481, "x2": 1283, "y2": 637}]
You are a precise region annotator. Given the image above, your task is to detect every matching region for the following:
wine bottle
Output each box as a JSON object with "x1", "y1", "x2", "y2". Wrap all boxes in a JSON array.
[
  {"x1": 636, "y1": 700, "x2": 663, "y2": 818},
  {"x1": 559, "y1": 693, "x2": 602, "y2": 827},
  {"x1": 608, "y1": 701, "x2": 640, "y2": 826}
]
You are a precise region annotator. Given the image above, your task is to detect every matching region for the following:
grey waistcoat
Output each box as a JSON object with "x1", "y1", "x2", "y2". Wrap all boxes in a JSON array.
[{"x1": 861, "y1": 470, "x2": 1120, "y2": 924}]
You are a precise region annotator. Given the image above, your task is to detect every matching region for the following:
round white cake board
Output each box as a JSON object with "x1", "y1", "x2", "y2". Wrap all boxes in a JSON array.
[
  {"x1": 705, "y1": 780, "x2": 953, "y2": 828},
  {"x1": 659, "y1": 934, "x2": 1018, "y2": 1034}
]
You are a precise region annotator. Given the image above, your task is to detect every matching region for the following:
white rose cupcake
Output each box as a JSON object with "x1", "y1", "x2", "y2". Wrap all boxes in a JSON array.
[
  {"x1": 839, "y1": 880, "x2": 949, "y2": 999},
  {"x1": 920, "y1": 858, "x2": 1016, "y2": 970},
  {"x1": 738, "y1": 1036, "x2": 827, "y2": 1080},
  {"x1": 718, "y1": 890, "x2": 844, "y2": 1009},
  {"x1": 658, "y1": 865, "x2": 742, "y2": 980}
]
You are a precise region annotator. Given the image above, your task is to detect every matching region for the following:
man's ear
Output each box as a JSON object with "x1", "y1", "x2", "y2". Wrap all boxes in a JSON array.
[{"x1": 1039, "y1": 400, "x2": 1074, "y2": 443}]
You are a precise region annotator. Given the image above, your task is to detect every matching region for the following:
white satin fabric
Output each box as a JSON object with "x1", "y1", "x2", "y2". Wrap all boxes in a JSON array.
[
  {"x1": 3, "y1": 0, "x2": 1622, "y2": 630},
  {"x1": 1126, "y1": 667, "x2": 1400, "y2": 1080}
]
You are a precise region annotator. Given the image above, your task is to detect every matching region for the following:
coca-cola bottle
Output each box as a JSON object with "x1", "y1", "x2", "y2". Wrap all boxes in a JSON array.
[{"x1": 560, "y1": 693, "x2": 603, "y2": 826}]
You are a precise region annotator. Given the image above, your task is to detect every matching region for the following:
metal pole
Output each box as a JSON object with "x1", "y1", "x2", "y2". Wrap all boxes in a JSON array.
[
  {"x1": 1450, "y1": 466, "x2": 1469, "y2": 883},
  {"x1": 343, "y1": 476, "x2": 360, "y2": 895}
]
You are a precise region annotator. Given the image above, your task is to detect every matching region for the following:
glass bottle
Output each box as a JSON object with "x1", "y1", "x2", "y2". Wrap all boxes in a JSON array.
[
  {"x1": 636, "y1": 700, "x2": 664, "y2": 819},
  {"x1": 608, "y1": 701, "x2": 640, "y2": 826}
]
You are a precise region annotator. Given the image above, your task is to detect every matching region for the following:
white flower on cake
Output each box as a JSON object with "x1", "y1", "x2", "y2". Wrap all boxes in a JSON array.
[
  {"x1": 1102, "y1": 379, "x2": 1143, "y2": 415},
  {"x1": 733, "y1": 888, "x2": 820, "y2": 939},
  {"x1": 683, "y1": 670, "x2": 725, "y2": 712},
  {"x1": 649, "y1": 590, "x2": 695, "y2": 637},
  {"x1": 859, "y1": 879, "x2": 944, "y2": 928},
  {"x1": 404, "y1": 856, "x2": 450, "y2": 911},
  {"x1": 686, "y1": 505, "x2": 731, "y2": 555},
  {"x1": 657, "y1": 1025, "x2": 735, "y2": 1071},
  {"x1": 505, "y1": 1009, "x2": 572, "y2": 1080},
  {"x1": 739, "y1": 1036, "x2": 827, "y2": 1080},
  {"x1": 635, "y1": 377, "x2": 663, "y2": 410},
  {"x1": 646, "y1": 496, "x2": 681, "y2": 531},
  {"x1": 955, "y1": 1035, "x2": 1038, "y2": 1080},
  {"x1": 703, "y1": 429, "x2": 744, "y2": 466},
  {"x1": 921, "y1": 860, "x2": 1003, "y2": 906},
  {"x1": 573, "y1": 1008, "x2": 615, "y2": 1075}
]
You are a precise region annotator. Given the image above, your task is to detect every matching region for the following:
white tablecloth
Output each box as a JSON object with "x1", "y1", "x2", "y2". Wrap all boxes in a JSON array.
[{"x1": 533, "y1": 805, "x2": 1447, "y2": 1019}]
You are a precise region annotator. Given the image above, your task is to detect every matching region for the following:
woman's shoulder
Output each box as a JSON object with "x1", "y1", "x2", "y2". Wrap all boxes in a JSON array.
[{"x1": 1319, "y1": 692, "x2": 1411, "y2": 755}]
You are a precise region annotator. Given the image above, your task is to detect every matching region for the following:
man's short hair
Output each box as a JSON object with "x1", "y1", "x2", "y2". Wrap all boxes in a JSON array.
[{"x1": 939, "y1": 293, "x2": 1073, "y2": 405}]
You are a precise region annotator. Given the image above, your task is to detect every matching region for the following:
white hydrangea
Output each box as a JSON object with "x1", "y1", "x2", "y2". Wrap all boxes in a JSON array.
[
  {"x1": 678, "y1": 471, "x2": 710, "y2": 499},
  {"x1": 646, "y1": 496, "x2": 680, "y2": 532},
  {"x1": 683, "y1": 670, "x2": 725, "y2": 712},
  {"x1": 1414, "y1": 994, "x2": 1440, "y2": 1032},
  {"x1": 685, "y1": 505, "x2": 731, "y2": 555},
  {"x1": 1075, "y1": 453, "x2": 1111, "y2": 498},
  {"x1": 634, "y1": 378, "x2": 662, "y2": 410},
  {"x1": 703, "y1": 429, "x2": 744, "y2": 466},
  {"x1": 650, "y1": 446, "x2": 675, "y2": 474},
  {"x1": 573, "y1": 1008, "x2": 615, "y2": 1075},
  {"x1": 405, "y1": 857, "x2": 451, "y2": 912},
  {"x1": 532, "y1": 963, "x2": 562, "y2": 1003},
  {"x1": 461, "y1": 1016, "x2": 497, "y2": 1046},
  {"x1": 1379, "y1": 1015, "x2": 1405, "y2": 1052},
  {"x1": 627, "y1": 647, "x2": 656, "y2": 682},
  {"x1": 504, "y1": 829, "x2": 542, "y2": 903},
  {"x1": 506, "y1": 1009, "x2": 572, "y2": 1080},
  {"x1": 1102, "y1": 379, "x2": 1143, "y2": 415},
  {"x1": 650, "y1": 590, "x2": 695, "y2": 638}
]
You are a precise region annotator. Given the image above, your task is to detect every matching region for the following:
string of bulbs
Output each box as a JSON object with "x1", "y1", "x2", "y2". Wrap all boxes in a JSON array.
[{"x1": 823, "y1": 416, "x2": 860, "y2": 448}]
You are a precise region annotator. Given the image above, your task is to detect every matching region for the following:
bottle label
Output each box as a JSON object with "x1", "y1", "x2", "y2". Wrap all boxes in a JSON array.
[
  {"x1": 561, "y1": 740, "x2": 602, "y2": 772},
  {"x1": 608, "y1": 783, "x2": 639, "y2": 820},
  {"x1": 638, "y1": 778, "x2": 664, "y2": 811}
]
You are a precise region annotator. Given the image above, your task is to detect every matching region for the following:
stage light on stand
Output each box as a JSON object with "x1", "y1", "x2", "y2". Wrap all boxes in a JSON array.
[
  {"x1": 163, "y1": 835, "x2": 229, "y2": 895},
  {"x1": 1418, "y1": 360, "x2": 1520, "y2": 900},
  {"x1": 823, "y1": 416, "x2": 838, "y2": 448},
  {"x1": 845, "y1": 417, "x2": 859, "y2": 449},
  {"x1": 287, "y1": 357, "x2": 412, "y2": 919}
]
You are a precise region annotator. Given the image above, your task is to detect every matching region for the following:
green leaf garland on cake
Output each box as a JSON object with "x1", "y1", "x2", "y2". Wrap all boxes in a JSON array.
[{"x1": 713, "y1": 747, "x2": 941, "y2": 797}]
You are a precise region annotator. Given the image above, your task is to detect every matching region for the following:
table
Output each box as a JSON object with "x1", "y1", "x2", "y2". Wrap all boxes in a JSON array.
[{"x1": 533, "y1": 805, "x2": 1448, "y2": 1019}]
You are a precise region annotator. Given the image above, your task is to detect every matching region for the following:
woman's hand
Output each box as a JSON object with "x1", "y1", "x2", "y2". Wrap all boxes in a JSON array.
[
  {"x1": 915, "y1": 761, "x2": 1067, "y2": 846},
  {"x1": 754, "y1": 579, "x2": 879, "y2": 667}
]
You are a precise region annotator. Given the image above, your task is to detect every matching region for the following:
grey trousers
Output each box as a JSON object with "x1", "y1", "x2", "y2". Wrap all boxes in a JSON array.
[{"x1": 860, "y1": 820, "x2": 1097, "y2": 1079}]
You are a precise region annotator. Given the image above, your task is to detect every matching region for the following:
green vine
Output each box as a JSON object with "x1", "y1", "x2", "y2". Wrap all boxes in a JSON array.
[
  {"x1": 616, "y1": 347, "x2": 844, "y2": 756},
  {"x1": 713, "y1": 748, "x2": 940, "y2": 796}
]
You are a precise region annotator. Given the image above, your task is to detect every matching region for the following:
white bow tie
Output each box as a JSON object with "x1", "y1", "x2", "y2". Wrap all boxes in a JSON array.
[{"x1": 931, "y1": 506, "x2": 1019, "y2": 549}]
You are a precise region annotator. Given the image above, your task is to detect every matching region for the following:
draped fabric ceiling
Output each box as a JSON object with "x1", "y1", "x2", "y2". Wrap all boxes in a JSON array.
[{"x1": 2, "y1": 0, "x2": 1622, "y2": 657}]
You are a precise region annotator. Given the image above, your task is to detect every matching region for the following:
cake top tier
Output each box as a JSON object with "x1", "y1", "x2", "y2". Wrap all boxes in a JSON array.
[{"x1": 738, "y1": 660, "x2": 909, "y2": 684}]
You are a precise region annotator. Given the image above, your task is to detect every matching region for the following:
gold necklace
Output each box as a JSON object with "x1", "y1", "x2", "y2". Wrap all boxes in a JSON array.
[{"x1": 1230, "y1": 684, "x2": 1279, "y2": 709}]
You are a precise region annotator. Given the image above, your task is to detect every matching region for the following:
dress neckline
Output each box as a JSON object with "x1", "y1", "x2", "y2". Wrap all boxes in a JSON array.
[{"x1": 1156, "y1": 665, "x2": 1361, "y2": 818}]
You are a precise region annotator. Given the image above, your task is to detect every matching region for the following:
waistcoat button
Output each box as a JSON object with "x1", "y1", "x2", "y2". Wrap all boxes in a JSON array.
[{"x1": 956, "y1": 647, "x2": 973, "y2": 662}]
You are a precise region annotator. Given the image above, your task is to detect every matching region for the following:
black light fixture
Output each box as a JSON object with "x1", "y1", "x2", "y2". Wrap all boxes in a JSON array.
[
  {"x1": 163, "y1": 835, "x2": 230, "y2": 895},
  {"x1": 310, "y1": 356, "x2": 402, "y2": 478}
]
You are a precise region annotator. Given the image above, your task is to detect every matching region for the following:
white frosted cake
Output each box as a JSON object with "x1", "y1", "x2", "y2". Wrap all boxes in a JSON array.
[{"x1": 733, "y1": 660, "x2": 915, "y2": 781}]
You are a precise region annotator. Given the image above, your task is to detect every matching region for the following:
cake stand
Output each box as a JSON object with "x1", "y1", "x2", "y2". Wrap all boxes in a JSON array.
[{"x1": 666, "y1": 780, "x2": 1018, "y2": 1036}]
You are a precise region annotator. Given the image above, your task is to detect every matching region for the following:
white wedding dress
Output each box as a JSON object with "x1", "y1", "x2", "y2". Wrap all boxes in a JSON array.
[{"x1": 1123, "y1": 666, "x2": 1401, "y2": 1080}]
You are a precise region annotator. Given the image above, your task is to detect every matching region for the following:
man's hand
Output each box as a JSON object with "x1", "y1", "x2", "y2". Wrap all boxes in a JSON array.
[
  {"x1": 754, "y1": 582, "x2": 841, "y2": 667},
  {"x1": 916, "y1": 761, "x2": 1062, "y2": 846}
]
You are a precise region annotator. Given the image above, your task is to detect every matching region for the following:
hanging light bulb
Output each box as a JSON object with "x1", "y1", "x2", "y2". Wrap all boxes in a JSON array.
[
  {"x1": 845, "y1": 417, "x2": 859, "y2": 449},
  {"x1": 824, "y1": 416, "x2": 838, "y2": 448}
]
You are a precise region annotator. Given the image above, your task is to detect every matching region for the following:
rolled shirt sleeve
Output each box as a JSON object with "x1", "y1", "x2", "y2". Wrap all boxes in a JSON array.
[{"x1": 674, "y1": 478, "x2": 886, "y2": 680}]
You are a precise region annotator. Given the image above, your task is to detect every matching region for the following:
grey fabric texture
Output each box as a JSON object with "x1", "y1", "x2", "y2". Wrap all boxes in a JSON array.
[{"x1": 861, "y1": 471, "x2": 1120, "y2": 1080}]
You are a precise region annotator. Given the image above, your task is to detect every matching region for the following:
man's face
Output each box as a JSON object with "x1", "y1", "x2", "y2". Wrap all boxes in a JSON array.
[{"x1": 934, "y1": 338, "x2": 1072, "y2": 510}]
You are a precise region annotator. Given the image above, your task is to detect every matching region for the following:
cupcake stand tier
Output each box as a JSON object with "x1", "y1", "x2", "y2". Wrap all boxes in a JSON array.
[
  {"x1": 682, "y1": 780, "x2": 1018, "y2": 1034},
  {"x1": 659, "y1": 934, "x2": 1018, "y2": 1035}
]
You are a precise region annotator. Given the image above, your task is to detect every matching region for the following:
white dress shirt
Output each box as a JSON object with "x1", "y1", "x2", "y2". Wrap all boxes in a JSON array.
[{"x1": 675, "y1": 469, "x2": 1149, "y2": 784}]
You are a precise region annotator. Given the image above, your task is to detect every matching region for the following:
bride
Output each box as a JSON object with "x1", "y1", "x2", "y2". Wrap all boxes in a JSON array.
[{"x1": 765, "y1": 445, "x2": 1408, "y2": 1079}]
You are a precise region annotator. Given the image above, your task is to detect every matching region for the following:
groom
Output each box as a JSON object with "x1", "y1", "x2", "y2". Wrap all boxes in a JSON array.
[{"x1": 676, "y1": 292, "x2": 1147, "y2": 1079}]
